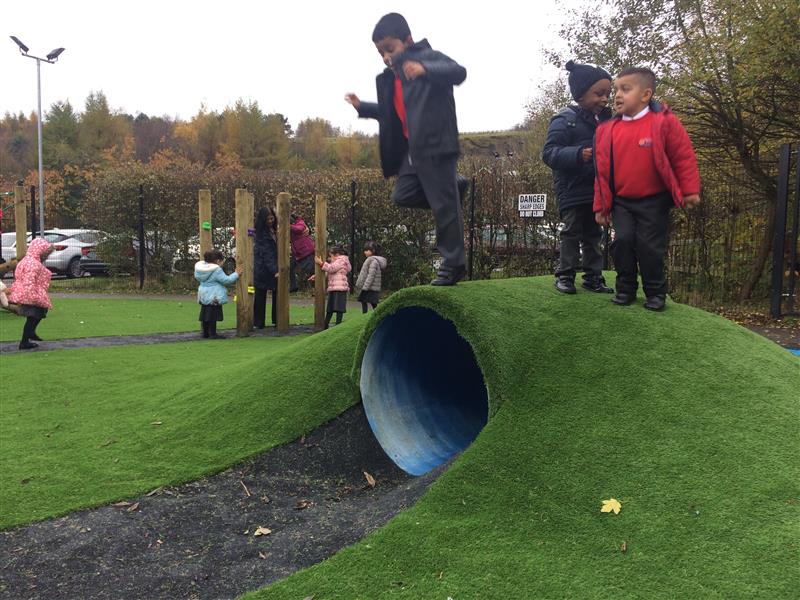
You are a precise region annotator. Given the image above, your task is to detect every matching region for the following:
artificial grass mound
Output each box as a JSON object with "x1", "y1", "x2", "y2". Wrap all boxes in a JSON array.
[
  {"x1": 245, "y1": 276, "x2": 799, "y2": 599},
  {"x1": 0, "y1": 317, "x2": 366, "y2": 529}
]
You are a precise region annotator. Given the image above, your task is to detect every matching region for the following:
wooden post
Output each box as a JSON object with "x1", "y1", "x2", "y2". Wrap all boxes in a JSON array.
[
  {"x1": 276, "y1": 192, "x2": 292, "y2": 333},
  {"x1": 234, "y1": 188, "x2": 254, "y2": 336},
  {"x1": 198, "y1": 189, "x2": 212, "y2": 256},
  {"x1": 314, "y1": 194, "x2": 328, "y2": 331},
  {"x1": 14, "y1": 184, "x2": 28, "y2": 260}
]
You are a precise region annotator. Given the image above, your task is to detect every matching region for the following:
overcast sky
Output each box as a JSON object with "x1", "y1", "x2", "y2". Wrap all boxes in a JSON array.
[{"x1": 1, "y1": 0, "x2": 578, "y2": 135}]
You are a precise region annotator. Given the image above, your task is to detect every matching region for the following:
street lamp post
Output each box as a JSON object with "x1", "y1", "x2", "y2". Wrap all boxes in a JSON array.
[{"x1": 10, "y1": 36, "x2": 64, "y2": 237}]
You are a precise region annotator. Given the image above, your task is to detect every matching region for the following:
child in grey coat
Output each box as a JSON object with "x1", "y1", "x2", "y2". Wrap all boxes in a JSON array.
[{"x1": 355, "y1": 241, "x2": 387, "y2": 313}]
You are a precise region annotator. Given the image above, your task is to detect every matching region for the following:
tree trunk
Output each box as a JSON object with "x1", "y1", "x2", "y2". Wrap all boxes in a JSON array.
[{"x1": 739, "y1": 199, "x2": 776, "y2": 301}]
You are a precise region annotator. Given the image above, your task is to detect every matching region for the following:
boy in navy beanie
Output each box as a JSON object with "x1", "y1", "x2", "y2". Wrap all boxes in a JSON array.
[{"x1": 542, "y1": 60, "x2": 614, "y2": 294}]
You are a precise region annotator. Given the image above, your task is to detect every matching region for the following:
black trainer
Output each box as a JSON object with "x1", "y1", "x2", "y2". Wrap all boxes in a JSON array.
[
  {"x1": 19, "y1": 341, "x2": 39, "y2": 350},
  {"x1": 431, "y1": 265, "x2": 466, "y2": 286},
  {"x1": 555, "y1": 277, "x2": 577, "y2": 294},
  {"x1": 644, "y1": 295, "x2": 667, "y2": 311},
  {"x1": 582, "y1": 278, "x2": 614, "y2": 293},
  {"x1": 611, "y1": 293, "x2": 636, "y2": 306}
]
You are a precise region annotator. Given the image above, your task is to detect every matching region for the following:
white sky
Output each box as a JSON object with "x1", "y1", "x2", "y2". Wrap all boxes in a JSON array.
[{"x1": 1, "y1": 0, "x2": 576, "y2": 135}]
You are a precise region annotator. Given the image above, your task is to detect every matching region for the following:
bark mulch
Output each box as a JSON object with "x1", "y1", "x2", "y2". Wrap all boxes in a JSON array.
[{"x1": 0, "y1": 405, "x2": 445, "y2": 600}]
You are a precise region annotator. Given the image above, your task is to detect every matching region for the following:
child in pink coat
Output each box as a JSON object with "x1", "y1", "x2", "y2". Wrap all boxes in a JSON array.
[
  {"x1": 315, "y1": 246, "x2": 351, "y2": 329},
  {"x1": 8, "y1": 237, "x2": 54, "y2": 350}
]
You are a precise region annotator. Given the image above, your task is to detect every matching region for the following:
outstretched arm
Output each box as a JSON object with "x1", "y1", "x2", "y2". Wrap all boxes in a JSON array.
[{"x1": 345, "y1": 93, "x2": 379, "y2": 120}]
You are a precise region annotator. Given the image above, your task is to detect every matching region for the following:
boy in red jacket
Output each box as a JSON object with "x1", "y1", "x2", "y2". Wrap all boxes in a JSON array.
[{"x1": 593, "y1": 67, "x2": 701, "y2": 311}]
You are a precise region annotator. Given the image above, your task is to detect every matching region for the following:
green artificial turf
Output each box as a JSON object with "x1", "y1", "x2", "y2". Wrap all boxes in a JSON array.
[
  {"x1": 241, "y1": 277, "x2": 800, "y2": 599},
  {"x1": 0, "y1": 315, "x2": 367, "y2": 528},
  {"x1": 0, "y1": 297, "x2": 314, "y2": 342}
]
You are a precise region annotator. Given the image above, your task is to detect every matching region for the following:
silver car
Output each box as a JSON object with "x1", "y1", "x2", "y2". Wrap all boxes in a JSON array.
[{"x1": 1, "y1": 229, "x2": 102, "y2": 278}]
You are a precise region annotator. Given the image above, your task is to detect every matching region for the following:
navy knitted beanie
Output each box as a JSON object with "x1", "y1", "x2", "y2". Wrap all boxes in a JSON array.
[{"x1": 566, "y1": 60, "x2": 612, "y2": 101}]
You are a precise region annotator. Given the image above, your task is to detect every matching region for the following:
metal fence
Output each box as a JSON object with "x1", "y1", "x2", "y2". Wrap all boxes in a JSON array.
[{"x1": 2, "y1": 155, "x2": 795, "y2": 311}]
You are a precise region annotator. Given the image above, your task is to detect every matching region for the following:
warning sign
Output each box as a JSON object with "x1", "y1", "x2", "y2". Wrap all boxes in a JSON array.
[{"x1": 518, "y1": 194, "x2": 546, "y2": 217}]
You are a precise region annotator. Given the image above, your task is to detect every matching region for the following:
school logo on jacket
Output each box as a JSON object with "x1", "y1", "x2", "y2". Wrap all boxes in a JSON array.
[{"x1": 639, "y1": 137, "x2": 653, "y2": 147}]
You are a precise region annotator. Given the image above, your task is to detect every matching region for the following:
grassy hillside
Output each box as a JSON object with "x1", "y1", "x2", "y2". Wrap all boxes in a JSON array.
[
  {"x1": 0, "y1": 316, "x2": 366, "y2": 528},
  {"x1": 245, "y1": 276, "x2": 799, "y2": 599}
]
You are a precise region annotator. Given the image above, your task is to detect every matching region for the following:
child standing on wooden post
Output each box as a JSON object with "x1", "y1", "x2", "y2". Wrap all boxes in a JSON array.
[
  {"x1": 345, "y1": 12, "x2": 468, "y2": 286},
  {"x1": 315, "y1": 246, "x2": 351, "y2": 328}
]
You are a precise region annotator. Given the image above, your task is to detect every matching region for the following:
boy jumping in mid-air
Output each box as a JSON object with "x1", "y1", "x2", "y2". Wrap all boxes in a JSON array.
[
  {"x1": 345, "y1": 12, "x2": 468, "y2": 285},
  {"x1": 594, "y1": 67, "x2": 701, "y2": 311}
]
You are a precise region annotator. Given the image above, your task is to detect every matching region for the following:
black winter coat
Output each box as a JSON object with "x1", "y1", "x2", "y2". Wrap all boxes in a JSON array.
[
  {"x1": 253, "y1": 231, "x2": 278, "y2": 290},
  {"x1": 357, "y1": 39, "x2": 466, "y2": 177},
  {"x1": 542, "y1": 105, "x2": 612, "y2": 214}
]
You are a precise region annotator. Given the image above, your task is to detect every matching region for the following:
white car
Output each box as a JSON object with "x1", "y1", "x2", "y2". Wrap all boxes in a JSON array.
[{"x1": 1, "y1": 229, "x2": 103, "y2": 278}]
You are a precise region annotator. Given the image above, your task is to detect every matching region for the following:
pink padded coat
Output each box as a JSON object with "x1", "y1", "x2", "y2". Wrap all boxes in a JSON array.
[
  {"x1": 321, "y1": 255, "x2": 351, "y2": 292},
  {"x1": 8, "y1": 238, "x2": 53, "y2": 309}
]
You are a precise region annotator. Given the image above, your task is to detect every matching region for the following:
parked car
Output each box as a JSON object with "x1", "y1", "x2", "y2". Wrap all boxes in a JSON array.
[{"x1": 1, "y1": 229, "x2": 104, "y2": 278}]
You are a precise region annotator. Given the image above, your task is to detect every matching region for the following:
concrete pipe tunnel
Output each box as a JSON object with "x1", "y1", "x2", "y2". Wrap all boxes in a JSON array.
[{"x1": 360, "y1": 306, "x2": 489, "y2": 476}]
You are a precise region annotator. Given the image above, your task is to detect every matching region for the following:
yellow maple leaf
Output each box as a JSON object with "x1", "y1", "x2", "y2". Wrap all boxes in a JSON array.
[{"x1": 601, "y1": 498, "x2": 622, "y2": 514}]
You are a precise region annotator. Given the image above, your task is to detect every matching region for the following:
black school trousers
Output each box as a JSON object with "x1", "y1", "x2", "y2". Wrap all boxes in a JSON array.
[
  {"x1": 611, "y1": 192, "x2": 673, "y2": 297},
  {"x1": 391, "y1": 152, "x2": 466, "y2": 271}
]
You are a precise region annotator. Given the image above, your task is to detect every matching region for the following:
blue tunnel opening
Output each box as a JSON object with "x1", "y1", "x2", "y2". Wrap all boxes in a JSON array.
[{"x1": 360, "y1": 306, "x2": 489, "y2": 476}]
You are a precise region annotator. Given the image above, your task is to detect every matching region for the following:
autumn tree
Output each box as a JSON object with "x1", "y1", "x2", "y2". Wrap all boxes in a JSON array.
[{"x1": 78, "y1": 91, "x2": 131, "y2": 165}]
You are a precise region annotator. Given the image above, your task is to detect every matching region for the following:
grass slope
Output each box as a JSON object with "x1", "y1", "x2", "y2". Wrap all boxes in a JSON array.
[
  {"x1": 0, "y1": 297, "x2": 314, "y2": 342},
  {"x1": 245, "y1": 277, "x2": 799, "y2": 599},
  {"x1": 0, "y1": 315, "x2": 367, "y2": 529}
]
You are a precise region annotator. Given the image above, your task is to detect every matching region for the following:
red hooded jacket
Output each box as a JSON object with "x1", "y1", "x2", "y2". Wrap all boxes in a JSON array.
[{"x1": 593, "y1": 101, "x2": 700, "y2": 216}]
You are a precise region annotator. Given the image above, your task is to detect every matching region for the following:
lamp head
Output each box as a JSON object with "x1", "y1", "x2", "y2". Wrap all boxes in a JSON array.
[
  {"x1": 10, "y1": 36, "x2": 29, "y2": 54},
  {"x1": 46, "y1": 47, "x2": 65, "y2": 61}
]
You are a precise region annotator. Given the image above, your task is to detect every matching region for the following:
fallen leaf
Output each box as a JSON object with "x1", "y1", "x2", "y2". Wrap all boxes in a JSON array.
[
  {"x1": 127, "y1": 502, "x2": 140, "y2": 512},
  {"x1": 294, "y1": 499, "x2": 313, "y2": 510},
  {"x1": 258, "y1": 551, "x2": 267, "y2": 560},
  {"x1": 601, "y1": 498, "x2": 622, "y2": 514},
  {"x1": 363, "y1": 471, "x2": 376, "y2": 488},
  {"x1": 113, "y1": 501, "x2": 132, "y2": 508},
  {"x1": 145, "y1": 487, "x2": 163, "y2": 497},
  {"x1": 150, "y1": 421, "x2": 162, "y2": 426},
  {"x1": 99, "y1": 438, "x2": 116, "y2": 448},
  {"x1": 303, "y1": 596, "x2": 314, "y2": 600},
  {"x1": 240, "y1": 480, "x2": 251, "y2": 497},
  {"x1": 620, "y1": 541, "x2": 628, "y2": 553},
  {"x1": 254, "y1": 526, "x2": 272, "y2": 537}
]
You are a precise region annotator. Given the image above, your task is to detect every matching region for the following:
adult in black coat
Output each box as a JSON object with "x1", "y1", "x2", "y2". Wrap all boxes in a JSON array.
[{"x1": 253, "y1": 206, "x2": 278, "y2": 328}]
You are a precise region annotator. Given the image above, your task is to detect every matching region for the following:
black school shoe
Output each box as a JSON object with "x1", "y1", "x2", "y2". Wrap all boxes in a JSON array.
[
  {"x1": 431, "y1": 265, "x2": 466, "y2": 286},
  {"x1": 19, "y1": 341, "x2": 39, "y2": 350},
  {"x1": 554, "y1": 277, "x2": 577, "y2": 294},
  {"x1": 582, "y1": 277, "x2": 614, "y2": 293},
  {"x1": 611, "y1": 292, "x2": 636, "y2": 306},
  {"x1": 644, "y1": 294, "x2": 667, "y2": 311}
]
